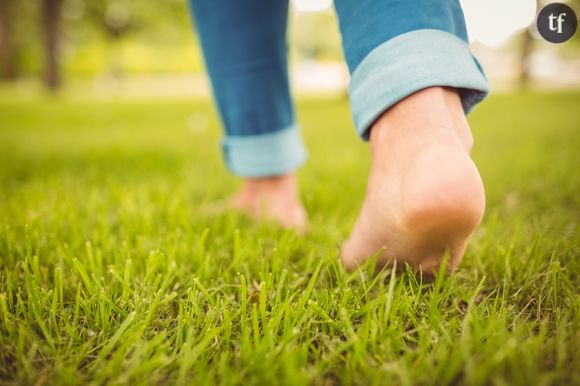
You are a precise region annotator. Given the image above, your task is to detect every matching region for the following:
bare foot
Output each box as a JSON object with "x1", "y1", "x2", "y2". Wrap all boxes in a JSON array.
[
  {"x1": 229, "y1": 173, "x2": 308, "y2": 232},
  {"x1": 341, "y1": 87, "x2": 486, "y2": 273}
]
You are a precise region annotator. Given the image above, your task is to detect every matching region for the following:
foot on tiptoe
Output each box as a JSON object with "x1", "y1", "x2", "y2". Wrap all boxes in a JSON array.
[
  {"x1": 341, "y1": 87, "x2": 486, "y2": 274},
  {"x1": 229, "y1": 173, "x2": 308, "y2": 232}
]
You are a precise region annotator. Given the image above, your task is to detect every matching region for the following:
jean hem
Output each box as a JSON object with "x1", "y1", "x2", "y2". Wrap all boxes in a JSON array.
[
  {"x1": 221, "y1": 125, "x2": 307, "y2": 177},
  {"x1": 349, "y1": 29, "x2": 490, "y2": 139}
]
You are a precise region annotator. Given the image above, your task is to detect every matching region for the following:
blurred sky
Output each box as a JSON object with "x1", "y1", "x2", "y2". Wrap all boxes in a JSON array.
[{"x1": 460, "y1": 0, "x2": 537, "y2": 47}]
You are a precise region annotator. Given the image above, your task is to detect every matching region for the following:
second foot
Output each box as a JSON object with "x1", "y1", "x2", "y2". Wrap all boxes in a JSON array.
[{"x1": 229, "y1": 173, "x2": 308, "y2": 233}]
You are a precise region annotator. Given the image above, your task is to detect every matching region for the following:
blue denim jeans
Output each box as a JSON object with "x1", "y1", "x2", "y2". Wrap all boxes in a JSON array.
[{"x1": 188, "y1": 0, "x2": 488, "y2": 177}]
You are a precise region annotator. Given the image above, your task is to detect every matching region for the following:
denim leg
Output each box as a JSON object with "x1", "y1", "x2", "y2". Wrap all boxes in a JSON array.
[
  {"x1": 188, "y1": 0, "x2": 307, "y2": 177},
  {"x1": 334, "y1": 0, "x2": 490, "y2": 139}
]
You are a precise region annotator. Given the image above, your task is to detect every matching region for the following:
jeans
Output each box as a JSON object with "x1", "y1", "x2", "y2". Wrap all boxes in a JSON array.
[{"x1": 188, "y1": 0, "x2": 488, "y2": 177}]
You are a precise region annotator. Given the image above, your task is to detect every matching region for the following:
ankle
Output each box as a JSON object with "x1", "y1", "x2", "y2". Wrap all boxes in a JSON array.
[
  {"x1": 368, "y1": 87, "x2": 474, "y2": 153},
  {"x1": 242, "y1": 173, "x2": 299, "y2": 196}
]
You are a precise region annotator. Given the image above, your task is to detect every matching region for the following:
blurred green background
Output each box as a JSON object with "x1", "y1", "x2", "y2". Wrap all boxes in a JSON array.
[
  {"x1": 1, "y1": 0, "x2": 579, "y2": 97},
  {"x1": 0, "y1": 0, "x2": 344, "y2": 97}
]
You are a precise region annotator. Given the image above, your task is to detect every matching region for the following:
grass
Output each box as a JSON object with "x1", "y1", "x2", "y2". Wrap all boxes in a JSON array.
[{"x1": 0, "y1": 91, "x2": 579, "y2": 386}]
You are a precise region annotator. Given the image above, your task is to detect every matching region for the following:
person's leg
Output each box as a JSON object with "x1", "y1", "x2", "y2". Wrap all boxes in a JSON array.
[
  {"x1": 188, "y1": 0, "x2": 307, "y2": 230},
  {"x1": 334, "y1": 0, "x2": 489, "y2": 272}
]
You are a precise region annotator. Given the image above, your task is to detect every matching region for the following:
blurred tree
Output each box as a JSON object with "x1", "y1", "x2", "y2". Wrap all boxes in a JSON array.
[
  {"x1": 80, "y1": 0, "x2": 191, "y2": 78},
  {"x1": 0, "y1": 0, "x2": 19, "y2": 80},
  {"x1": 0, "y1": 0, "x2": 200, "y2": 87},
  {"x1": 519, "y1": 29, "x2": 534, "y2": 89},
  {"x1": 518, "y1": 0, "x2": 540, "y2": 90},
  {"x1": 84, "y1": 0, "x2": 132, "y2": 41},
  {"x1": 520, "y1": 0, "x2": 580, "y2": 89},
  {"x1": 84, "y1": 0, "x2": 132, "y2": 79},
  {"x1": 42, "y1": 0, "x2": 63, "y2": 91},
  {"x1": 290, "y1": 10, "x2": 342, "y2": 62}
]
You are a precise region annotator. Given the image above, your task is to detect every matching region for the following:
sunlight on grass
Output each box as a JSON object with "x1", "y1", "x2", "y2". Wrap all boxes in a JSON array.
[{"x1": 0, "y1": 92, "x2": 579, "y2": 385}]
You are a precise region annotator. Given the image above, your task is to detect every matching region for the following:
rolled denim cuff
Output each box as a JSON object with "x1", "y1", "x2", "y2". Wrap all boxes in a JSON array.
[
  {"x1": 221, "y1": 124, "x2": 307, "y2": 177},
  {"x1": 349, "y1": 29, "x2": 489, "y2": 139}
]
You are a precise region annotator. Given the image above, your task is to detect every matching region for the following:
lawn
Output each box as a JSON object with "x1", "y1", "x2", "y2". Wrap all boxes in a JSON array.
[{"x1": 0, "y1": 91, "x2": 579, "y2": 386}]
